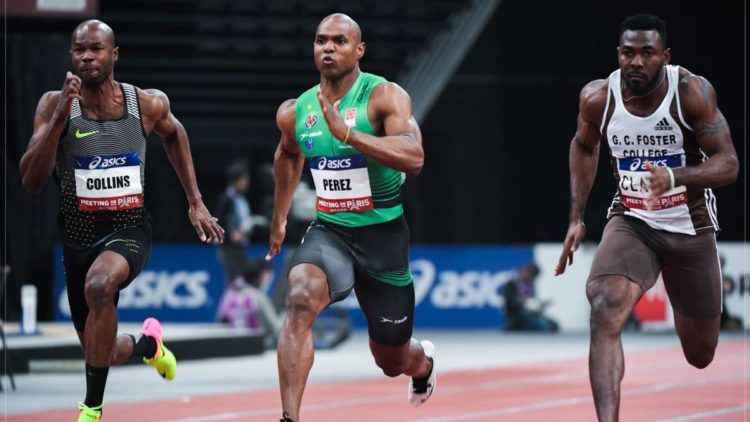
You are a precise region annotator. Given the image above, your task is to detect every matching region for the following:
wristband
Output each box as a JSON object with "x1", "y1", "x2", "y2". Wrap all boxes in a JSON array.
[
  {"x1": 665, "y1": 167, "x2": 675, "y2": 190},
  {"x1": 343, "y1": 127, "x2": 351, "y2": 144}
]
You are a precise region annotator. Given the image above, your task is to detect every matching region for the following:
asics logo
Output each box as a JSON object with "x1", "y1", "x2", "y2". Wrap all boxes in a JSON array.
[
  {"x1": 89, "y1": 155, "x2": 128, "y2": 169},
  {"x1": 628, "y1": 158, "x2": 668, "y2": 171},
  {"x1": 317, "y1": 157, "x2": 352, "y2": 170}
]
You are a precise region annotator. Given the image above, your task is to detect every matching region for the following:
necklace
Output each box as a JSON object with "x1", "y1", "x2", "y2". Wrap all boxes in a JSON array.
[{"x1": 622, "y1": 70, "x2": 666, "y2": 102}]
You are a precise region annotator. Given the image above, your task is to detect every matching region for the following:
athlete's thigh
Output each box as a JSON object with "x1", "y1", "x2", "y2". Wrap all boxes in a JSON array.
[
  {"x1": 63, "y1": 244, "x2": 100, "y2": 333},
  {"x1": 673, "y1": 310, "x2": 720, "y2": 352},
  {"x1": 288, "y1": 222, "x2": 356, "y2": 303},
  {"x1": 98, "y1": 222, "x2": 153, "y2": 289},
  {"x1": 588, "y1": 216, "x2": 661, "y2": 292},
  {"x1": 351, "y1": 217, "x2": 415, "y2": 346},
  {"x1": 354, "y1": 272, "x2": 415, "y2": 347},
  {"x1": 661, "y1": 231, "x2": 722, "y2": 318}
]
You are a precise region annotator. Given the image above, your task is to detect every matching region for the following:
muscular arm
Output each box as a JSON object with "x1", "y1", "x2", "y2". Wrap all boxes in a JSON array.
[
  {"x1": 20, "y1": 92, "x2": 67, "y2": 192},
  {"x1": 21, "y1": 72, "x2": 82, "y2": 192},
  {"x1": 140, "y1": 88, "x2": 223, "y2": 242},
  {"x1": 569, "y1": 81, "x2": 607, "y2": 224},
  {"x1": 318, "y1": 82, "x2": 424, "y2": 175},
  {"x1": 555, "y1": 80, "x2": 607, "y2": 275},
  {"x1": 675, "y1": 73, "x2": 738, "y2": 188},
  {"x1": 266, "y1": 99, "x2": 306, "y2": 259}
]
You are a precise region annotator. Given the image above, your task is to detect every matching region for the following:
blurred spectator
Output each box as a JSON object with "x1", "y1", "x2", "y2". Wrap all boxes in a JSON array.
[
  {"x1": 719, "y1": 255, "x2": 742, "y2": 331},
  {"x1": 215, "y1": 160, "x2": 254, "y2": 284},
  {"x1": 503, "y1": 262, "x2": 559, "y2": 332},
  {"x1": 216, "y1": 260, "x2": 284, "y2": 347}
]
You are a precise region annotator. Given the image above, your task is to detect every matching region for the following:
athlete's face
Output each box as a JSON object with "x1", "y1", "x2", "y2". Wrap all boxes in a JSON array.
[
  {"x1": 618, "y1": 30, "x2": 671, "y2": 95},
  {"x1": 314, "y1": 18, "x2": 364, "y2": 78},
  {"x1": 70, "y1": 27, "x2": 118, "y2": 86}
]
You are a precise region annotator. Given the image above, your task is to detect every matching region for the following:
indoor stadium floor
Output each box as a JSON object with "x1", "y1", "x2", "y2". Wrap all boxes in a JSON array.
[{"x1": 4, "y1": 328, "x2": 747, "y2": 421}]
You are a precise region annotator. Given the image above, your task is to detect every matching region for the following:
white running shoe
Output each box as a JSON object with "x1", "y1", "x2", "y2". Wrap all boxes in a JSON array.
[{"x1": 408, "y1": 340, "x2": 436, "y2": 407}]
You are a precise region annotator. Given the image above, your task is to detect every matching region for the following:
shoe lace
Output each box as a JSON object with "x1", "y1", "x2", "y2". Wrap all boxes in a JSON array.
[
  {"x1": 412, "y1": 375, "x2": 430, "y2": 394},
  {"x1": 412, "y1": 363, "x2": 433, "y2": 394},
  {"x1": 78, "y1": 402, "x2": 103, "y2": 419}
]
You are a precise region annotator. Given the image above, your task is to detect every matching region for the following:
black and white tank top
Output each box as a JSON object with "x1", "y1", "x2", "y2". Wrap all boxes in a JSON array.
[{"x1": 55, "y1": 82, "x2": 148, "y2": 248}]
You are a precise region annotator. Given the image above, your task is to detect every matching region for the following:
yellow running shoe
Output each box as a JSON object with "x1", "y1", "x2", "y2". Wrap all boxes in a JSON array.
[
  {"x1": 140, "y1": 317, "x2": 177, "y2": 380},
  {"x1": 77, "y1": 402, "x2": 102, "y2": 422}
]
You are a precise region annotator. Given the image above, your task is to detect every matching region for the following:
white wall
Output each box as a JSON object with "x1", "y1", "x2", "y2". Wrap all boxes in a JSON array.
[{"x1": 533, "y1": 242, "x2": 749, "y2": 332}]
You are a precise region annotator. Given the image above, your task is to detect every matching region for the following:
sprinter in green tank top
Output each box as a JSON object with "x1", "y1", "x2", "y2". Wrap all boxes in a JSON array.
[{"x1": 265, "y1": 14, "x2": 436, "y2": 422}]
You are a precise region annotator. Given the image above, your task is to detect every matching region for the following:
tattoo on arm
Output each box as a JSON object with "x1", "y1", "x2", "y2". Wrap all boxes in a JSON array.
[{"x1": 696, "y1": 115, "x2": 728, "y2": 138}]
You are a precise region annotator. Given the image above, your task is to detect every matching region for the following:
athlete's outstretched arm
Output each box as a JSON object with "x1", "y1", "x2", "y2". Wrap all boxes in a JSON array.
[
  {"x1": 266, "y1": 99, "x2": 306, "y2": 260},
  {"x1": 143, "y1": 89, "x2": 224, "y2": 243},
  {"x1": 555, "y1": 80, "x2": 607, "y2": 276},
  {"x1": 20, "y1": 72, "x2": 81, "y2": 192},
  {"x1": 317, "y1": 82, "x2": 424, "y2": 175},
  {"x1": 646, "y1": 73, "x2": 739, "y2": 198}
]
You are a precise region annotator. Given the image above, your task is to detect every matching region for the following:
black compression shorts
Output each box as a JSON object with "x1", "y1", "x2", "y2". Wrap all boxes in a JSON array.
[
  {"x1": 288, "y1": 216, "x2": 414, "y2": 347},
  {"x1": 63, "y1": 222, "x2": 152, "y2": 332}
]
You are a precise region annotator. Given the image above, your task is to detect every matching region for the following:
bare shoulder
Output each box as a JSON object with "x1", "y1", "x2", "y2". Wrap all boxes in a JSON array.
[
  {"x1": 676, "y1": 66, "x2": 711, "y2": 93},
  {"x1": 371, "y1": 82, "x2": 411, "y2": 105},
  {"x1": 370, "y1": 82, "x2": 412, "y2": 118},
  {"x1": 579, "y1": 79, "x2": 609, "y2": 124},
  {"x1": 276, "y1": 99, "x2": 296, "y2": 134},
  {"x1": 35, "y1": 91, "x2": 61, "y2": 116},
  {"x1": 676, "y1": 66, "x2": 716, "y2": 121},
  {"x1": 136, "y1": 88, "x2": 170, "y2": 120}
]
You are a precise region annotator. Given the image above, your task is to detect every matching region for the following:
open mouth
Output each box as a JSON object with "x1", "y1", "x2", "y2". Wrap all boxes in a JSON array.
[{"x1": 322, "y1": 57, "x2": 334, "y2": 64}]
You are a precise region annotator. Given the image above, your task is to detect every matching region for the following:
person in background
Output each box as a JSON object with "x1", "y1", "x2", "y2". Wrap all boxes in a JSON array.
[
  {"x1": 215, "y1": 160, "x2": 254, "y2": 284},
  {"x1": 216, "y1": 260, "x2": 284, "y2": 347},
  {"x1": 719, "y1": 255, "x2": 742, "y2": 331},
  {"x1": 503, "y1": 262, "x2": 559, "y2": 332}
]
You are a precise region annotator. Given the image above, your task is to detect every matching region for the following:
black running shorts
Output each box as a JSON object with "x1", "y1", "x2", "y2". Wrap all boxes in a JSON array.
[
  {"x1": 288, "y1": 216, "x2": 415, "y2": 347},
  {"x1": 63, "y1": 222, "x2": 152, "y2": 332}
]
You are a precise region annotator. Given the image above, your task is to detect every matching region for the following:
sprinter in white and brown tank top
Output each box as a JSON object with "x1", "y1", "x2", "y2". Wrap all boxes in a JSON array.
[{"x1": 553, "y1": 14, "x2": 739, "y2": 422}]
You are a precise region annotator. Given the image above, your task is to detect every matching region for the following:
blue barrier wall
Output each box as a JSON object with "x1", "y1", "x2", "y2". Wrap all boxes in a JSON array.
[{"x1": 55, "y1": 244, "x2": 534, "y2": 328}]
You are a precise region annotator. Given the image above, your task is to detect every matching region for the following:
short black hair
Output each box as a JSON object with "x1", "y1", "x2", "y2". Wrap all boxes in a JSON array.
[
  {"x1": 620, "y1": 13, "x2": 667, "y2": 48},
  {"x1": 227, "y1": 159, "x2": 250, "y2": 184}
]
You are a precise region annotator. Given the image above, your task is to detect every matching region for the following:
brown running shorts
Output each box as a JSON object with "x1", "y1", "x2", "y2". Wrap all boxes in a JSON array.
[{"x1": 588, "y1": 215, "x2": 721, "y2": 318}]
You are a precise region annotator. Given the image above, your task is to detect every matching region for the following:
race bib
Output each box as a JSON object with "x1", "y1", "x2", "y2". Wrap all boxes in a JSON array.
[
  {"x1": 310, "y1": 155, "x2": 374, "y2": 213},
  {"x1": 74, "y1": 152, "x2": 144, "y2": 211},
  {"x1": 617, "y1": 155, "x2": 687, "y2": 211}
]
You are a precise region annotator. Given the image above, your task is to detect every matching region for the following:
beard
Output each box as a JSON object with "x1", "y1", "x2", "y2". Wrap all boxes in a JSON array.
[{"x1": 624, "y1": 65, "x2": 665, "y2": 95}]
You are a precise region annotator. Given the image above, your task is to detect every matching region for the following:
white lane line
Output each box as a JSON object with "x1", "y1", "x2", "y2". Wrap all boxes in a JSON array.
[
  {"x1": 164, "y1": 361, "x2": 742, "y2": 422},
  {"x1": 415, "y1": 374, "x2": 744, "y2": 421},
  {"x1": 657, "y1": 404, "x2": 749, "y2": 422}
]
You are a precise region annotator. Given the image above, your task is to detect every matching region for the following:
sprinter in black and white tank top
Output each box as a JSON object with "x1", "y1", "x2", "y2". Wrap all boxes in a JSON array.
[{"x1": 20, "y1": 20, "x2": 224, "y2": 421}]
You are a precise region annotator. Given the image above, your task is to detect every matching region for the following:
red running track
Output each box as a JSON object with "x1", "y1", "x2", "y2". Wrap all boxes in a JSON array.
[{"x1": 12, "y1": 339, "x2": 748, "y2": 421}]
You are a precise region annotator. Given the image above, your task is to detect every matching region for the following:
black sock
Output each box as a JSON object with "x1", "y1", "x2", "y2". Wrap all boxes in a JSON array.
[
  {"x1": 130, "y1": 334, "x2": 158, "y2": 359},
  {"x1": 280, "y1": 412, "x2": 294, "y2": 422},
  {"x1": 84, "y1": 364, "x2": 109, "y2": 408}
]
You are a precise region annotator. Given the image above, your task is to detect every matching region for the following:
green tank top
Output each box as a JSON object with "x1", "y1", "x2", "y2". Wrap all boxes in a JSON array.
[{"x1": 295, "y1": 72, "x2": 405, "y2": 227}]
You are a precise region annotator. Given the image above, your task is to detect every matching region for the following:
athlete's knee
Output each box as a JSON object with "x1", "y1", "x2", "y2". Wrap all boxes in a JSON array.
[
  {"x1": 84, "y1": 274, "x2": 118, "y2": 310},
  {"x1": 285, "y1": 274, "x2": 326, "y2": 326},
  {"x1": 587, "y1": 281, "x2": 631, "y2": 335},
  {"x1": 685, "y1": 347, "x2": 715, "y2": 369},
  {"x1": 684, "y1": 340, "x2": 716, "y2": 369},
  {"x1": 374, "y1": 355, "x2": 407, "y2": 377}
]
